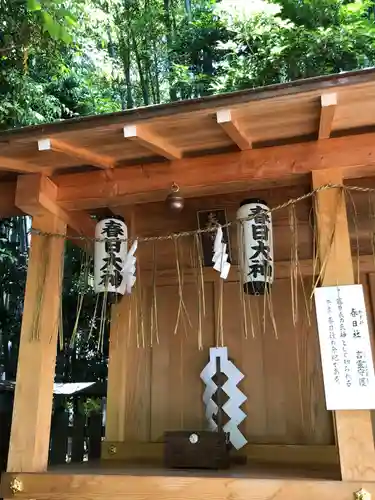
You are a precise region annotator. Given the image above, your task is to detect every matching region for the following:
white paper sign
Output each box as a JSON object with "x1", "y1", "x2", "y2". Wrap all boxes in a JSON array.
[{"x1": 314, "y1": 285, "x2": 375, "y2": 410}]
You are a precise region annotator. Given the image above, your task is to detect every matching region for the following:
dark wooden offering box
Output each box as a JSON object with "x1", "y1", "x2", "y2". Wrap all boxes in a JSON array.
[{"x1": 164, "y1": 431, "x2": 230, "y2": 470}]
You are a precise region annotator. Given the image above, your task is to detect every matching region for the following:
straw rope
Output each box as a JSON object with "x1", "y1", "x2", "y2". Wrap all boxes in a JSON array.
[
  {"x1": 28, "y1": 183, "x2": 373, "y2": 242},
  {"x1": 40, "y1": 181, "x2": 373, "y2": 350}
]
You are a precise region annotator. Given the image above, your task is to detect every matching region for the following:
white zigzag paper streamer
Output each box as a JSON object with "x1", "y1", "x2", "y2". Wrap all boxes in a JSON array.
[
  {"x1": 123, "y1": 240, "x2": 138, "y2": 294},
  {"x1": 200, "y1": 347, "x2": 247, "y2": 450},
  {"x1": 212, "y1": 226, "x2": 231, "y2": 280},
  {"x1": 201, "y1": 361, "x2": 219, "y2": 431}
]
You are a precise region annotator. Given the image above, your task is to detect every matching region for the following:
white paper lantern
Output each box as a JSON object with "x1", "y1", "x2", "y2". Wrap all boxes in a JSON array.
[
  {"x1": 237, "y1": 199, "x2": 274, "y2": 296},
  {"x1": 94, "y1": 217, "x2": 128, "y2": 295}
]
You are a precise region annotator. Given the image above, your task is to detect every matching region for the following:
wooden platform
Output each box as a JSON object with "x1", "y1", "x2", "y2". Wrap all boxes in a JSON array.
[
  {"x1": 47, "y1": 460, "x2": 341, "y2": 479},
  {"x1": 1, "y1": 461, "x2": 374, "y2": 500}
]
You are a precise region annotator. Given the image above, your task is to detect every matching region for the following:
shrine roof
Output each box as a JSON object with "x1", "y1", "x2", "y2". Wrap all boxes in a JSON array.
[
  {"x1": 1, "y1": 68, "x2": 375, "y2": 217},
  {"x1": 0, "y1": 68, "x2": 375, "y2": 180}
]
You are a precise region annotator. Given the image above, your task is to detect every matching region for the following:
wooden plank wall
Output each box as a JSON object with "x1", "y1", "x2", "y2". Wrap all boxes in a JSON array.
[
  {"x1": 132, "y1": 184, "x2": 314, "y2": 271},
  {"x1": 111, "y1": 183, "x2": 375, "y2": 447}
]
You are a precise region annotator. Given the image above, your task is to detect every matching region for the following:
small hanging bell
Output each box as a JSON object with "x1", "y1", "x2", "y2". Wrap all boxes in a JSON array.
[{"x1": 165, "y1": 183, "x2": 185, "y2": 212}]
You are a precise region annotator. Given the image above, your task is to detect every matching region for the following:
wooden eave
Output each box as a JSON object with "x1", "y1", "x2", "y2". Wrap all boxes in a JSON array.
[{"x1": 2, "y1": 68, "x2": 375, "y2": 221}]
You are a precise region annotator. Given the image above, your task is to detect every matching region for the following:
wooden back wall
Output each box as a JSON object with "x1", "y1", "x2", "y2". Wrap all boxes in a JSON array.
[{"x1": 111, "y1": 182, "x2": 375, "y2": 447}]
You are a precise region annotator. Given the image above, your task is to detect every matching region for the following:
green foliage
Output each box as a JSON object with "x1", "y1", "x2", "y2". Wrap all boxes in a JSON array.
[
  {"x1": 0, "y1": 219, "x2": 28, "y2": 379},
  {"x1": 3, "y1": 0, "x2": 375, "y2": 126},
  {"x1": 212, "y1": 0, "x2": 375, "y2": 93},
  {"x1": 26, "y1": 0, "x2": 77, "y2": 43}
]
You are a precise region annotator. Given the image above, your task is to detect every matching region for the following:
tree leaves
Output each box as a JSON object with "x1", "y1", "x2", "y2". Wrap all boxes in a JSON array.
[
  {"x1": 41, "y1": 11, "x2": 73, "y2": 43},
  {"x1": 213, "y1": 0, "x2": 375, "y2": 92},
  {"x1": 25, "y1": 0, "x2": 76, "y2": 44},
  {"x1": 27, "y1": 0, "x2": 42, "y2": 12}
]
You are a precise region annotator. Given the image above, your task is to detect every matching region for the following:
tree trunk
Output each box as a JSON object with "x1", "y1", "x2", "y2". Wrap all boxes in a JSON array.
[
  {"x1": 130, "y1": 28, "x2": 149, "y2": 106},
  {"x1": 185, "y1": 0, "x2": 192, "y2": 21},
  {"x1": 118, "y1": 33, "x2": 133, "y2": 109},
  {"x1": 152, "y1": 40, "x2": 161, "y2": 103},
  {"x1": 163, "y1": 0, "x2": 177, "y2": 102}
]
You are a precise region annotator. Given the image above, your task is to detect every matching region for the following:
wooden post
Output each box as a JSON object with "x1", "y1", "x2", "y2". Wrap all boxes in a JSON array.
[
  {"x1": 312, "y1": 169, "x2": 375, "y2": 481},
  {"x1": 105, "y1": 296, "x2": 131, "y2": 443},
  {"x1": 104, "y1": 208, "x2": 135, "y2": 446},
  {"x1": 104, "y1": 209, "x2": 151, "y2": 454},
  {"x1": 7, "y1": 214, "x2": 66, "y2": 472}
]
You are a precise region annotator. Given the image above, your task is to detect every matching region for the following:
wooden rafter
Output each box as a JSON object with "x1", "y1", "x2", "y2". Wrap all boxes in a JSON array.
[
  {"x1": 216, "y1": 109, "x2": 252, "y2": 150},
  {"x1": 16, "y1": 174, "x2": 96, "y2": 246},
  {"x1": 54, "y1": 131, "x2": 375, "y2": 211},
  {"x1": 319, "y1": 93, "x2": 337, "y2": 140},
  {"x1": 123, "y1": 124, "x2": 182, "y2": 160},
  {"x1": 38, "y1": 138, "x2": 115, "y2": 170}
]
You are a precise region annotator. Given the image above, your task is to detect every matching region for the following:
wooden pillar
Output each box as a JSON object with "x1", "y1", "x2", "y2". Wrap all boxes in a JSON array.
[
  {"x1": 7, "y1": 214, "x2": 66, "y2": 472},
  {"x1": 312, "y1": 169, "x2": 375, "y2": 481},
  {"x1": 104, "y1": 208, "x2": 135, "y2": 446},
  {"x1": 105, "y1": 296, "x2": 132, "y2": 443},
  {"x1": 104, "y1": 209, "x2": 151, "y2": 454}
]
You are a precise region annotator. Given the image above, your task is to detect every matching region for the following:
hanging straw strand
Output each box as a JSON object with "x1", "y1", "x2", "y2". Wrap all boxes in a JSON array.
[
  {"x1": 289, "y1": 204, "x2": 299, "y2": 327},
  {"x1": 237, "y1": 223, "x2": 249, "y2": 339},
  {"x1": 191, "y1": 236, "x2": 204, "y2": 350},
  {"x1": 30, "y1": 234, "x2": 50, "y2": 341},
  {"x1": 151, "y1": 241, "x2": 160, "y2": 346},
  {"x1": 173, "y1": 237, "x2": 192, "y2": 336},
  {"x1": 369, "y1": 192, "x2": 375, "y2": 271},
  {"x1": 344, "y1": 187, "x2": 361, "y2": 284}
]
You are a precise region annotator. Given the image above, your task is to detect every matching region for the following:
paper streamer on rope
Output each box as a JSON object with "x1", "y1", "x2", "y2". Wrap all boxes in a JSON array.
[
  {"x1": 123, "y1": 240, "x2": 138, "y2": 294},
  {"x1": 212, "y1": 226, "x2": 231, "y2": 279},
  {"x1": 200, "y1": 347, "x2": 247, "y2": 450}
]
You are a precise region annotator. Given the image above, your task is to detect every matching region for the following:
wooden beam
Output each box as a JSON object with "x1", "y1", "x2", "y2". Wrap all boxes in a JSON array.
[
  {"x1": 123, "y1": 124, "x2": 182, "y2": 160},
  {"x1": 16, "y1": 175, "x2": 95, "y2": 243},
  {"x1": 319, "y1": 93, "x2": 337, "y2": 140},
  {"x1": 38, "y1": 138, "x2": 114, "y2": 170},
  {"x1": 0, "y1": 156, "x2": 43, "y2": 174},
  {"x1": 0, "y1": 180, "x2": 91, "y2": 251},
  {"x1": 6, "y1": 214, "x2": 66, "y2": 472},
  {"x1": 216, "y1": 109, "x2": 252, "y2": 150},
  {"x1": 312, "y1": 169, "x2": 375, "y2": 482},
  {"x1": 4, "y1": 471, "x2": 375, "y2": 500},
  {"x1": 55, "y1": 131, "x2": 375, "y2": 211}
]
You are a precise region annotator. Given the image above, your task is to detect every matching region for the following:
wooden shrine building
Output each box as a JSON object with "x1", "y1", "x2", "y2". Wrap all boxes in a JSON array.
[{"x1": 2, "y1": 68, "x2": 375, "y2": 499}]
